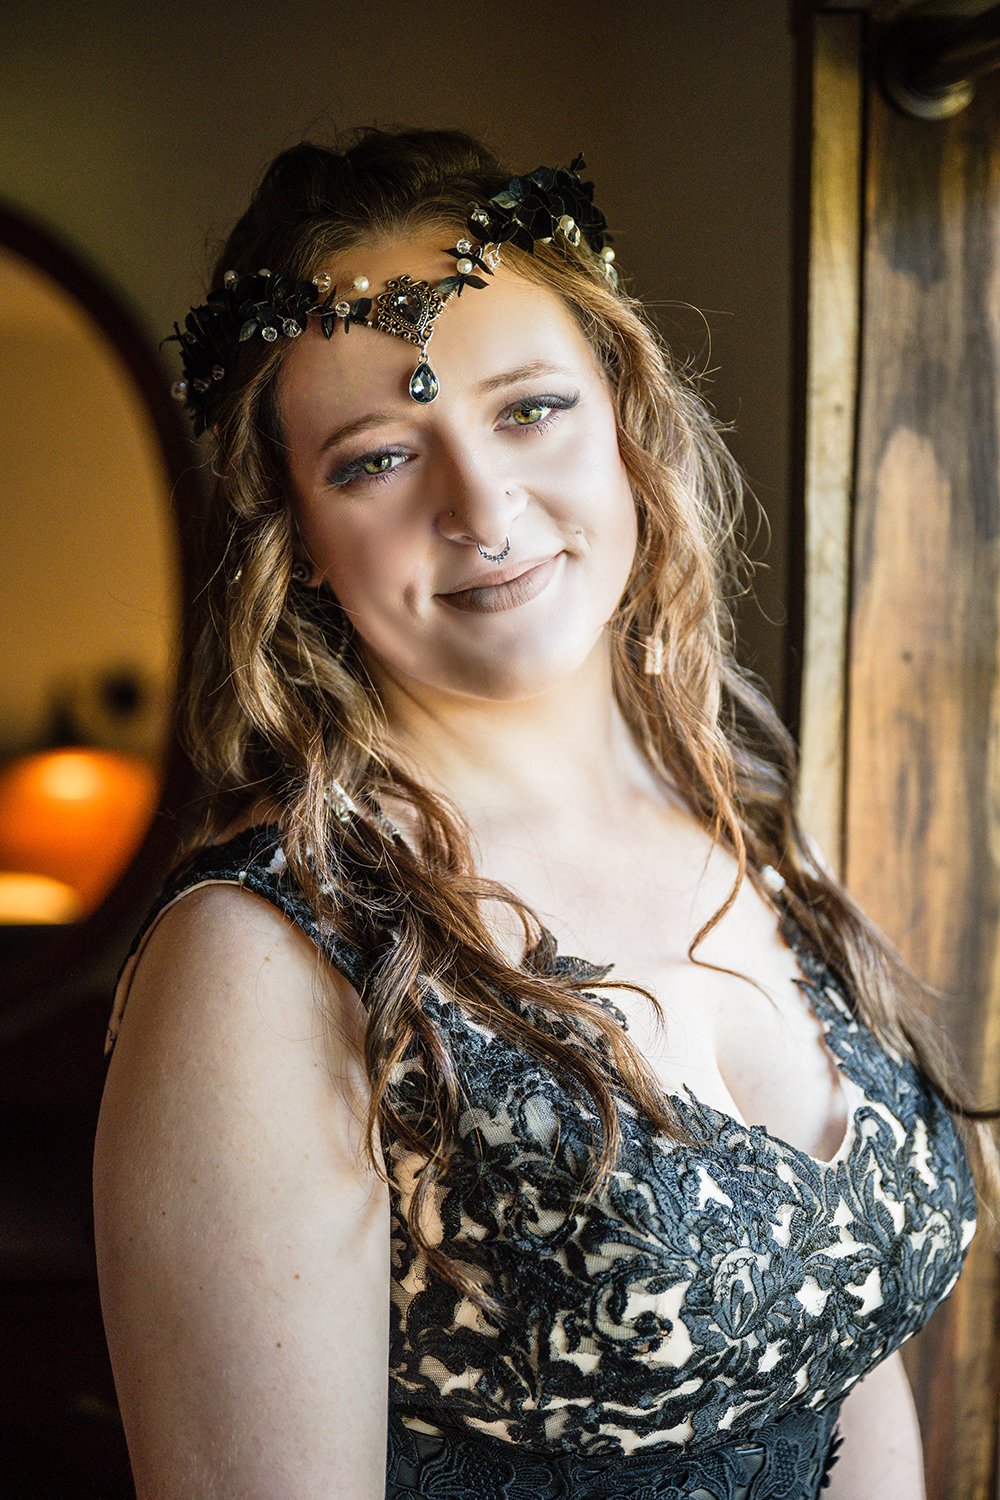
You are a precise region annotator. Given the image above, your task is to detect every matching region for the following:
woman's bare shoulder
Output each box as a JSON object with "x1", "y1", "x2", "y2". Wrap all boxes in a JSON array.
[
  {"x1": 97, "y1": 882, "x2": 368, "y2": 1167},
  {"x1": 132, "y1": 876, "x2": 307, "y2": 978},
  {"x1": 94, "y1": 879, "x2": 389, "y2": 1497},
  {"x1": 111, "y1": 878, "x2": 367, "y2": 1079}
]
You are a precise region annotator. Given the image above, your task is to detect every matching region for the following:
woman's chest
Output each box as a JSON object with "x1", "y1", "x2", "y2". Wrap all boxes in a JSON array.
[{"x1": 486, "y1": 835, "x2": 854, "y2": 1165}]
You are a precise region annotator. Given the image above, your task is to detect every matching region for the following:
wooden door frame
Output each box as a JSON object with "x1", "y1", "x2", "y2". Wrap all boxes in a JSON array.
[{"x1": 790, "y1": 5, "x2": 1000, "y2": 1495}]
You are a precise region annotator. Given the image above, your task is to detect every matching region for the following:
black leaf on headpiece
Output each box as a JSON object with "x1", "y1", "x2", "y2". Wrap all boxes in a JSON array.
[
  {"x1": 468, "y1": 158, "x2": 609, "y2": 259},
  {"x1": 434, "y1": 274, "x2": 489, "y2": 298},
  {"x1": 492, "y1": 183, "x2": 525, "y2": 210},
  {"x1": 526, "y1": 166, "x2": 557, "y2": 192}
]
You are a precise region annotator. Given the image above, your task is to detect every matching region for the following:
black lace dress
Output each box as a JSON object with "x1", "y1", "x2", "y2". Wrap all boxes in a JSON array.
[{"x1": 106, "y1": 825, "x2": 978, "y2": 1499}]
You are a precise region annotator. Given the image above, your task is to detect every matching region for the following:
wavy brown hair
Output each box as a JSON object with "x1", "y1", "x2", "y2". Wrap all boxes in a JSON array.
[{"x1": 178, "y1": 127, "x2": 999, "y2": 1313}]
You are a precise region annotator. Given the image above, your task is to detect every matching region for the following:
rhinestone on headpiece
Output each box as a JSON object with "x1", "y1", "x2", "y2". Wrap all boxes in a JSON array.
[
  {"x1": 374, "y1": 275, "x2": 451, "y2": 403},
  {"x1": 167, "y1": 154, "x2": 613, "y2": 433}
]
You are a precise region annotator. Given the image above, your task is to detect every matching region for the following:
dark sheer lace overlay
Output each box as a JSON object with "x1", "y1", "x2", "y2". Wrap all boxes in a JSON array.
[{"x1": 108, "y1": 826, "x2": 978, "y2": 1498}]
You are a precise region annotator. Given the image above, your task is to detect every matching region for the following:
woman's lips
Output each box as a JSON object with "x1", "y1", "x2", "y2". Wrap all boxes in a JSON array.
[{"x1": 438, "y1": 553, "x2": 563, "y2": 614}]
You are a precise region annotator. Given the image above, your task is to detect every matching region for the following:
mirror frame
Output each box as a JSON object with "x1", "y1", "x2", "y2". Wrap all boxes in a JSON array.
[{"x1": 0, "y1": 203, "x2": 203, "y2": 1051}]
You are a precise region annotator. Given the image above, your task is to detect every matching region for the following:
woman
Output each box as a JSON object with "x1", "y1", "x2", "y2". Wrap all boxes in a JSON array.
[{"x1": 93, "y1": 129, "x2": 995, "y2": 1499}]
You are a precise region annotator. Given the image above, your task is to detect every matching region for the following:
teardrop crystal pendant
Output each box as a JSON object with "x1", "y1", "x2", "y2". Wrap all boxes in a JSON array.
[{"x1": 409, "y1": 360, "x2": 439, "y2": 403}]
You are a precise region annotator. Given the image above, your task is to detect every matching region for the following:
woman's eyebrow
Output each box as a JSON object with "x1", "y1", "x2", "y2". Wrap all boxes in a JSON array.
[
  {"x1": 317, "y1": 411, "x2": 400, "y2": 459},
  {"x1": 475, "y1": 360, "x2": 578, "y2": 394}
]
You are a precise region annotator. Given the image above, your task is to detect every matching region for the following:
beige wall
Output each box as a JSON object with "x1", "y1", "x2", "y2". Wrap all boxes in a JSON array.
[{"x1": 2, "y1": 0, "x2": 796, "y2": 715}]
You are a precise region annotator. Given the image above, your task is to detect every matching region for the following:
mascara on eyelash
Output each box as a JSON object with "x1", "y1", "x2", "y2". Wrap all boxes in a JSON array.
[{"x1": 330, "y1": 448, "x2": 407, "y2": 487}]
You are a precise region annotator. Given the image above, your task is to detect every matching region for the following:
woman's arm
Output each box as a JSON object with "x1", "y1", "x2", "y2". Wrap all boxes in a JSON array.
[
  {"x1": 825, "y1": 1350, "x2": 925, "y2": 1499},
  {"x1": 93, "y1": 883, "x2": 390, "y2": 1499}
]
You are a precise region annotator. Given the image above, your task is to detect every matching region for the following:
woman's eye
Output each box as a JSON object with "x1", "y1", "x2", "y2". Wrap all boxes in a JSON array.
[
  {"x1": 501, "y1": 391, "x2": 578, "y2": 432},
  {"x1": 510, "y1": 402, "x2": 549, "y2": 426},
  {"x1": 329, "y1": 448, "x2": 408, "y2": 488}
]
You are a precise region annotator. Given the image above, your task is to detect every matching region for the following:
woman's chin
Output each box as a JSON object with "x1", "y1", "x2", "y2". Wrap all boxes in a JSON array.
[
  {"x1": 424, "y1": 640, "x2": 605, "y2": 703},
  {"x1": 358, "y1": 619, "x2": 611, "y2": 706}
]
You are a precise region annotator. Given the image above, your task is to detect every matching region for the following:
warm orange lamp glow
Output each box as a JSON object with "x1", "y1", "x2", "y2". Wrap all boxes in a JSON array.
[
  {"x1": 0, "y1": 871, "x2": 84, "y2": 924},
  {"x1": 0, "y1": 747, "x2": 159, "y2": 918}
]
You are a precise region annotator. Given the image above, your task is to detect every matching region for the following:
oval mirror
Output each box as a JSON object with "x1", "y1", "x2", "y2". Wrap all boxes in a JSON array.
[{"x1": 0, "y1": 205, "x2": 198, "y2": 1039}]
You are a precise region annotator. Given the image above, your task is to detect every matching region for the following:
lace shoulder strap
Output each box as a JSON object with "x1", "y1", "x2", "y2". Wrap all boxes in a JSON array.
[{"x1": 104, "y1": 822, "x2": 371, "y2": 1059}]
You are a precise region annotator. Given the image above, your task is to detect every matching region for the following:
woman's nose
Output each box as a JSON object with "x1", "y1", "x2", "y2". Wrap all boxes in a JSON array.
[{"x1": 435, "y1": 453, "x2": 528, "y2": 549}]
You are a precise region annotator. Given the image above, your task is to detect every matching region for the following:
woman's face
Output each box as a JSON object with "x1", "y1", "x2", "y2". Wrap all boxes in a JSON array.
[{"x1": 280, "y1": 233, "x2": 638, "y2": 705}]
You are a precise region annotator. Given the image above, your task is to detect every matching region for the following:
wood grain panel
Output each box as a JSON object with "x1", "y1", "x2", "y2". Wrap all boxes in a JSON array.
[
  {"x1": 795, "y1": 13, "x2": 863, "y2": 861},
  {"x1": 846, "y1": 56, "x2": 1000, "y2": 1500}
]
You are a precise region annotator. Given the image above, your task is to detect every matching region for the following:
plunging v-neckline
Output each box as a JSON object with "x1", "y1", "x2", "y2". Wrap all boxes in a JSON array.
[
  {"x1": 238, "y1": 818, "x2": 860, "y2": 1170},
  {"x1": 528, "y1": 900, "x2": 860, "y2": 1172}
]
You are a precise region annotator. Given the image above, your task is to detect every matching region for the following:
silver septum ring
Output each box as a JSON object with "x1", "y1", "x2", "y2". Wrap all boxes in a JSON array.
[{"x1": 478, "y1": 537, "x2": 511, "y2": 564}]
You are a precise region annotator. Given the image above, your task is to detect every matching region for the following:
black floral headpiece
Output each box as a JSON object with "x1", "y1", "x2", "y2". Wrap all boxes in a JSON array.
[{"x1": 168, "y1": 155, "x2": 615, "y2": 435}]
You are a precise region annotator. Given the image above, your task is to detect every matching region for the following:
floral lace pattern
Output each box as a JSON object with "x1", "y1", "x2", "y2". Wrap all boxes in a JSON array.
[
  {"x1": 109, "y1": 826, "x2": 978, "y2": 1496},
  {"x1": 386, "y1": 1400, "x2": 844, "y2": 1499}
]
